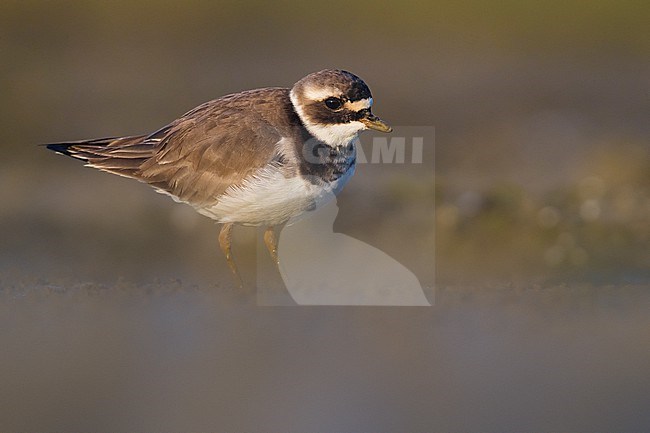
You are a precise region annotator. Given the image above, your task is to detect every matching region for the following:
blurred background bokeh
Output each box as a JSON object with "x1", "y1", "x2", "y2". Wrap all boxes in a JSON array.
[{"x1": 1, "y1": 1, "x2": 649, "y2": 431}]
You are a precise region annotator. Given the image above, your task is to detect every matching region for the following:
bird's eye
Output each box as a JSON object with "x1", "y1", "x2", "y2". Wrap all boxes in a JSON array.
[{"x1": 324, "y1": 97, "x2": 342, "y2": 110}]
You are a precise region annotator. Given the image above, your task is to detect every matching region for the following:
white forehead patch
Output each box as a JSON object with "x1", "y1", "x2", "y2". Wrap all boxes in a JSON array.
[
  {"x1": 344, "y1": 98, "x2": 373, "y2": 111},
  {"x1": 303, "y1": 84, "x2": 342, "y2": 101}
]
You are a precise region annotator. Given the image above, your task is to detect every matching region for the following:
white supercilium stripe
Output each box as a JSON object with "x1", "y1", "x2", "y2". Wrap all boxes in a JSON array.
[{"x1": 344, "y1": 98, "x2": 373, "y2": 111}]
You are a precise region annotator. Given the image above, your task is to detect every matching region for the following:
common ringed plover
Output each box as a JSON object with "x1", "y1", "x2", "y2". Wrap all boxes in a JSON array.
[{"x1": 46, "y1": 69, "x2": 392, "y2": 286}]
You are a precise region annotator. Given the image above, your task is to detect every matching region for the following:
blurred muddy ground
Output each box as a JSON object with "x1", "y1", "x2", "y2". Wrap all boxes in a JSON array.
[{"x1": 1, "y1": 1, "x2": 649, "y2": 431}]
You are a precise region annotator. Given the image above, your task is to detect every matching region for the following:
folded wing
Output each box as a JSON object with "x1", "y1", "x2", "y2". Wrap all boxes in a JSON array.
[{"x1": 46, "y1": 90, "x2": 288, "y2": 207}]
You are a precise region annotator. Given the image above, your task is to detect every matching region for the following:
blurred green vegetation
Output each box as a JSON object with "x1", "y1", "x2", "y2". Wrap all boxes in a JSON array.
[{"x1": 435, "y1": 140, "x2": 650, "y2": 282}]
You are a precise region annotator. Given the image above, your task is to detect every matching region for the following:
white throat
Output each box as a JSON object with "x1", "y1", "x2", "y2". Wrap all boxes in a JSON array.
[{"x1": 290, "y1": 89, "x2": 366, "y2": 148}]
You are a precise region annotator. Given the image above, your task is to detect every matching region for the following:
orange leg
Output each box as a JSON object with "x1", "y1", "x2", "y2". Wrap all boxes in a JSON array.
[
  {"x1": 219, "y1": 223, "x2": 243, "y2": 288},
  {"x1": 263, "y1": 226, "x2": 280, "y2": 265}
]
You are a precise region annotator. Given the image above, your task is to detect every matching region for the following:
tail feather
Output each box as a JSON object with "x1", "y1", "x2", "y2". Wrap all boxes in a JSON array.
[{"x1": 45, "y1": 135, "x2": 152, "y2": 179}]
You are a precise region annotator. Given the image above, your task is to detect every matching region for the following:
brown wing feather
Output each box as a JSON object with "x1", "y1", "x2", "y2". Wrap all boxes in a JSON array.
[
  {"x1": 139, "y1": 89, "x2": 290, "y2": 205},
  {"x1": 47, "y1": 88, "x2": 295, "y2": 207}
]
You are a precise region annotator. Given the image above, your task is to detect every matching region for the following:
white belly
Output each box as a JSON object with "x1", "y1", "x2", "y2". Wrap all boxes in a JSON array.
[{"x1": 197, "y1": 164, "x2": 355, "y2": 226}]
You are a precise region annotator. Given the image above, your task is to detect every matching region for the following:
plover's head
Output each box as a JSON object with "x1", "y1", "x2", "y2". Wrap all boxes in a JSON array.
[{"x1": 290, "y1": 69, "x2": 392, "y2": 147}]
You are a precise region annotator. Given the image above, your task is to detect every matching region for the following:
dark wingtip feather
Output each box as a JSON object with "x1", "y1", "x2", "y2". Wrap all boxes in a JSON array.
[
  {"x1": 43, "y1": 136, "x2": 151, "y2": 177},
  {"x1": 43, "y1": 137, "x2": 120, "y2": 161},
  {"x1": 45, "y1": 143, "x2": 75, "y2": 157}
]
